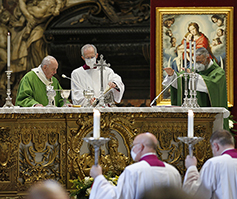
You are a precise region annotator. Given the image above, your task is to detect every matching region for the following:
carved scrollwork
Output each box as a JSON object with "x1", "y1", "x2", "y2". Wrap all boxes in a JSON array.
[
  {"x1": 0, "y1": 127, "x2": 11, "y2": 168},
  {"x1": 0, "y1": 111, "x2": 220, "y2": 196},
  {"x1": 16, "y1": 122, "x2": 66, "y2": 191},
  {"x1": 135, "y1": 115, "x2": 214, "y2": 176},
  {"x1": 0, "y1": 126, "x2": 18, "y2": 191},
  {"x1": 68, "y1": 0, "x2": 150, "y2": 26},
  {"x1": 68, "y1": 112, "x2": 134, "y2": 180}
]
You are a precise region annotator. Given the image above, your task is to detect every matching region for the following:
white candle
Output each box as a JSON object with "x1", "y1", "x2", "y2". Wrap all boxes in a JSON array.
[
  {"x1": 7, "y1": 32, "x2": 10, "y2": 70},
  {"x1": 188, "y1": 110, "x2": 194, "y2": 138},
  {"x1": 193, "y1": 41, "x2": 196, "y2": 71},
  {"x1": 184, "y1": 40, "x2": 187, "y2": 69},
  {"x1": 189, "y1": 40, "x2": 192, "y2": 71},
  {"x1": 93, "y1": 109, "x2": 100, "y2": 138}
]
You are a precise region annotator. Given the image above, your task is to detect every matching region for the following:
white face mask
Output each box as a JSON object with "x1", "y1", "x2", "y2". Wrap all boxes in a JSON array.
[
  {"x1": 195, "y1": 63, "x2": 206, "y2": 72},
  {"x1": 131, "y1": 149, "x2": 137, "y2": 161},
  {"x1": 131, "y1": 145, "x2": 141, "y2": 161},
  {"x1": 85, "y1": 57, "x2": 96, "y2": 69}
]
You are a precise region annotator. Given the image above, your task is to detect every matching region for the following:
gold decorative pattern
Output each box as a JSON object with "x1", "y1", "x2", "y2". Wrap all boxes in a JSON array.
[
  {"x1": 15, "y1": 121, "x2": 67, "y2": 192},
  {"x1": 68, "y1": 113, "x2": 135, "y2": 180},
  {"x1": 0, "y1": 111, "x2": 219, "y2": 196}
]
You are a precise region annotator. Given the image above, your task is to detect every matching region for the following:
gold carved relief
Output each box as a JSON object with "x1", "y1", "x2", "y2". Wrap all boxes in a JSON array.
[
  {"x1": 67, "y1": 112, "x2": 216, "y2": 180},
  {"x1": 0, "y1": 127, "x2": 11, "y2": 168},
  {"x1": 16, "y1": 122, "x2": 66, "y2": 192},
  {"x1": 0, "y1": 126, "x2": 18, "y2": 191},
  {"x1": 134, "y1": 112, "x2": 216, "y2": 176},
  {"x1": 68, "y1": 113, "x2": 135, "y2": 180},
  {"x1": 0, "y1": 111, "x2": 219, "y2": 196}
]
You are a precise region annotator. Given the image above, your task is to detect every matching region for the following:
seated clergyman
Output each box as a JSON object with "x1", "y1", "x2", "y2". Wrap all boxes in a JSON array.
[{"x1": 15, "y1": 55, "x2": 71, "y2": 107}]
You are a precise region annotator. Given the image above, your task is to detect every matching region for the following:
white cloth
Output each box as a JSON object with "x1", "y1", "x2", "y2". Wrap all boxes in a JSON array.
[
  {"x1": 71, "y1": 66, "x2": 124, "y2": 106},
  {"x1": 183, "y1": 154, "x2": 237, "y2": 199},
  {"x1": 31, "y1": 65, "x2": 53, "y2": 86},
  {"x1": 89, "y1": 161, "x2": 182, "y2": 199},
  {"x1": 162, "y1": 60, "x2": 214, "y2": 93}
]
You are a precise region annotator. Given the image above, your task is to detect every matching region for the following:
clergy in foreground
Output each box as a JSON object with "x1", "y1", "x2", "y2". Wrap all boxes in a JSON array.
[
  {"x1": 27, "y1": 179, "x2": 69, "y2": 199},
  {"x1": 183, "y1": 129, "x2": 237, "y2": 199},
  {"x1": 71, "y1": 44, "x2": 124, "y2": 107},
  {"x1": 15, "y1": 55, "x2": 69, "y2": 107},
  {"x1": 89, "y1": 132, "x2": 182, "y2": 199},
  {"x1": 163, "y1": 47, "x2": 228, "y2": 130}
]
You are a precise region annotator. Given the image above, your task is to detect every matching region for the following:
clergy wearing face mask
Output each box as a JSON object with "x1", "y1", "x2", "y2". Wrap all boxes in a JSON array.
[
  {"x1": 162, "y1": 47, "x2": 228, "y2": 130},
  {"x1": 71, "y1": 44, "x2": 125, "y2": 106},
  {"x1": 183, "y1": 129, "x2": 237, "y2": 199},
  {"x1": 89, "y1": 132, "x2": 182, "y2": 199}
]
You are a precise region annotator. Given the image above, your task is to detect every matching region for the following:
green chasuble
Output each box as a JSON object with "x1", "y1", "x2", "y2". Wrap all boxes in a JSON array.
[
  {"x1": 170, "y1": 60, "x2": 229, "y2": 130},
  {"x1": 15, "y1": 71, "x2": 64, "y2": 107}
]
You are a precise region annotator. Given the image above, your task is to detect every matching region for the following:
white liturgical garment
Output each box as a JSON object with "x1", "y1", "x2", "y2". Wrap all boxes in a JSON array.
[
  {"x1": 71, "y1": 66, "x2": 124, "y2": 106},
  {"x1": 183, "y1": 151, "x2": 237, "y2": 199},
  {"x1": 89, "y1": 160, "x2": 182, "y2": 199}
]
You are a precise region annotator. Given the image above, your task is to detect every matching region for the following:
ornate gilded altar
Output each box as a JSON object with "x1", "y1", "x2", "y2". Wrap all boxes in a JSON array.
[{"x1": 0, "y1": 107, "x2": 229, "y2": 196}]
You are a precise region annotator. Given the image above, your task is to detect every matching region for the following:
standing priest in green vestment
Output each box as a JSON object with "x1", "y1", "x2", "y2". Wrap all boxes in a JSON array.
[
  {"x1": 15, "y1": 55, "x2": 71, "y2": 107},
  {"x1": 163, "y1": 47, "x2": 228, "y2": 130}
]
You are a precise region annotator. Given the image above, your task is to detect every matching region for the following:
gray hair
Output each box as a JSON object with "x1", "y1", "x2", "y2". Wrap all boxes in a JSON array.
[
  {"x1": 41, "y1": 55, "x2": 56, "y2": 68},
  {"x1": 210, "y1": 129, "x2": 235, "y2": 146},
  {"x1": 196, "y1": 47, "x2": 209, "y2": 57},
  {"x1": 81, "y1": 44, "x2": 97, "y2": 57}
]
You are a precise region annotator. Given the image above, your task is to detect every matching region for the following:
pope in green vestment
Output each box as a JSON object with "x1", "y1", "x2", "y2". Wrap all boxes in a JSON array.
[
  {"x1": 15, "y1": 56, "x2": 65, "y2": 107},
  {"x1": 164, "y1": 47, "x2": 229, "y2": 130}
]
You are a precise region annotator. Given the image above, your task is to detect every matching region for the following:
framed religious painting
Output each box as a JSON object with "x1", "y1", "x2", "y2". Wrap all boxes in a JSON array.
[{"x1": 155, "y1": 7, "x2": 234, "y2": 106}]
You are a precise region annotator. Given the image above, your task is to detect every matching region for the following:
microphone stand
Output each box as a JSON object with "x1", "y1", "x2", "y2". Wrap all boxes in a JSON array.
[
  {"x1": 150, "y1": 73, "x2": 184, "y2": 107},
  {"x1": 62, "y1": 74, "x2": 84, "y2": 90}
]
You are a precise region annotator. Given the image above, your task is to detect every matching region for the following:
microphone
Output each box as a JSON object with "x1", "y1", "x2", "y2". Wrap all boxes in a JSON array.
[
  {"x1": 62, "y1": 74, "x2": 84, "y2": 90},
  {"x1": 150, "y1": 74, "x2": 184, "y2": 107}
]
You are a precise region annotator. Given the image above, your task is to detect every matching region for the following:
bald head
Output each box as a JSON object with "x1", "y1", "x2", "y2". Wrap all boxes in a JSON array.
[
  {"x1": 27, "y1": 180, "x2": 69, "y2": 199},
  {"x1": 134, "y1": 132, "x2": 158, "y2": 151},
  {"x1": 131, "y1": 132, "x2": 158, "y2": 161}
]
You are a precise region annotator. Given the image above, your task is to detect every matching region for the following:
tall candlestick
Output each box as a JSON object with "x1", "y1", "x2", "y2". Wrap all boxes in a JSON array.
[
  {"x1": 184, "y1": 40, "x2": 187, "y2": 69},
  {"x1": 193, "y1": 41, "x2": 196, "y2": 71},
  {"x1": 7, "y1": 32, "x2": 11, "y2": 71},
  {"x1": 93, "y1": 109, "x2": 100, "y2": 138},
  {"x1": 189, "y1": 40, "x2": 192, "y2": 71},
  {"x1": 188, "y1": 110, "x2": 194, "y2": 137}
]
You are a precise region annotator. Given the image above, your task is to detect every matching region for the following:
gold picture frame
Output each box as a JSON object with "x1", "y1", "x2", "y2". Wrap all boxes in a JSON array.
[{"x1": 156, "y1": 7, "x2": 234, "y2": 107}]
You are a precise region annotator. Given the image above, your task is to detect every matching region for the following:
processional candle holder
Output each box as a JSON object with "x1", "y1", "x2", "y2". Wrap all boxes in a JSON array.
[
  {"x1": 178, "y1": 137, "x2": 204, "y2": 157},
  {"x1": 83, "y1": 137, "x2": 110, "y2": 166},
  {"x1": 3, "y1": 70, "x2": 14, "y2": 108}
]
